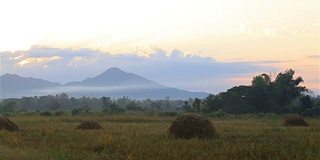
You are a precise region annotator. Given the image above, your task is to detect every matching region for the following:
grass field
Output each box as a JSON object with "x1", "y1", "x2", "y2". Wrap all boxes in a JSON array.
[{"x1": 0, "y1": 114, "x2": 319, "y2": 160}]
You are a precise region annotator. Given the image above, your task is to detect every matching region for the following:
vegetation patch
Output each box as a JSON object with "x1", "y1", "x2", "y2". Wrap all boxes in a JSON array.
[
  {"x1": 168, "y1": 113, "x2": 216, "y2": 139},
  {"x1": 75, "y1": 121, "x2": 103, "y2": 130},
  {"x1": 0, "y1": 116, "x2": 19, "y2": 131},
  {"x1": 284, "y1": 114, "x2": 309, "y2": 127}
]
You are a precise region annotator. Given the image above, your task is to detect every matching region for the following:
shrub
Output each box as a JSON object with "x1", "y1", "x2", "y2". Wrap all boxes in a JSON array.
[
  {"x1": 40, "y1": 111, "x2": 53, "y2": 116},
  {"x1": 168, "y1": 113, "x2": 216, "y2": 139},
  {"x1": 159, "y1": 111, "x2": 178, "y2": 117},
  {"x1": 54, "y1": 111, "x2": 63, "y2": 116},
  {"x1": 0, "y1": 116, "x2": 19, "y2": 131},
  {"x1": 211, "y1": 109, "x2": 227, "y2": 118},
  {"x1": 284, "y1": 114, "x2": 309, "y2": 127},
  {"x1": 75, "y1": 121, "x2": 103, "y2": 130},
  {"x1": 302, "y1": 107, "x2": 320, "y2": 118},
  {"x1": 71, "y1": 108, "x2": 83, "y2": 116},
  {"x1": 103, "y1": 103, "x2": 125, "y2": 114}
]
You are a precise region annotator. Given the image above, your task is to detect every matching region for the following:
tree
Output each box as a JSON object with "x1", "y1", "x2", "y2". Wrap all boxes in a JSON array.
[
  {"x1": 252, "y1": 73, "x2": 271, "y2": 86},
  {"x1": 182, "y1": 101, "x2": 193, "y2": 112},
  {"x1": 220, "y1": 91, "x2": 252, "y2": 114},
  {"x1": 202, "y1": 94, "x2": 224, "y2": 113},
  {"x1": 125, "y1": 101, "x2": 142, "y2": 111},
  {"x1": 299, "y1": 95, "x2": 313, "y2": 113},
  {"x1": 71, "y1": 107, "x2": 84, "y2": 116},
  {"x1": 49, "y1": 100, "x2": 60, "y2": 111},
  {"x1": 56, "y1": 93, "x2": 70, "y2": 109},
  {"x1": 272, "y1": 69, "x2": 307, "y2": 113},
  {"x1": 0, "y1": 101, "x2": 17, "y2": 112},
  {"x1": 193, "y1": 98, "x2": 201, "y2": 113},
  {"x1": 21, "y1": 96, "x2": 37, "y2": 110},
  {"x1": 101, "y1": 96, "x2": 112, "y2": 109},
  {"x1": 103, "y1": 102, "x2": 125, "y2": 114}
]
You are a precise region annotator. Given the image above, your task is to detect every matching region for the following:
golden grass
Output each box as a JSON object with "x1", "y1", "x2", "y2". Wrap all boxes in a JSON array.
[{"x1": 0, "y1": 114, "x2": 319, "y2": 160}]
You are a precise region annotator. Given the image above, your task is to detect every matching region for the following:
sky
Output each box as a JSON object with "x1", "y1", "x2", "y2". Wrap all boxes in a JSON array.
[{"x1": 0, "y1": 0, "x2": 319, "y2": 95}]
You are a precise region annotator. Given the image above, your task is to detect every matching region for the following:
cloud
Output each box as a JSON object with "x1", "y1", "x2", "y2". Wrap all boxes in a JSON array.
[
  {"x1": 304, "y1": 55, "x2": 319, "y2": 59},
  {"x1": 0, "y1": 46, "x2": 278, "y2": 94}
]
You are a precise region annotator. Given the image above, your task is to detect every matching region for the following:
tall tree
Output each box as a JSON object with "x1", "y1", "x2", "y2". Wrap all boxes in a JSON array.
[{"x1": 272, "y1": 69, "x2": 307, "y2": 113}]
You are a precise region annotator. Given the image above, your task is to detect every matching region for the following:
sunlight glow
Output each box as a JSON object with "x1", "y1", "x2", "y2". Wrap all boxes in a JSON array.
[
  {"x1": 0, "y1": 0, "x2": 319, "y2": 94},
  {"x1": 18, "y1": 56, "x2": 61, "y2": 66}
]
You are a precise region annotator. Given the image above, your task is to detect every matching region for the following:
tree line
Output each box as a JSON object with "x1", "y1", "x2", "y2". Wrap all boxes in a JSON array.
[
  {"x1": 0, "y1": 94, "x2": 189, "y2": 114},
  {"x1": 1, "y1": 69, "x2": 319, "y2": 117},
  {"x1": 186, "y1": 69, "x2": 320, "y2": 117}
]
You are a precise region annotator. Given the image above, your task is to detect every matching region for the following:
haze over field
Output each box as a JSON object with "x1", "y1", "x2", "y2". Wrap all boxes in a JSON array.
[{"x1": 0, "y1": 0, "x2": 319, "y2": 95}]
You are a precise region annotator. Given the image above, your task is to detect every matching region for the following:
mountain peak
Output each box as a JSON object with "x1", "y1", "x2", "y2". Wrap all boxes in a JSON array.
[
  {"x1": 107, "y1": 67, "x2": 123, "y2": 72},
  {"x1": 68, "y1": 67, "x2": 161, "y2": 87},
  {"x1": 100, "y1": 67, "x2": 127, "y2": 76}
]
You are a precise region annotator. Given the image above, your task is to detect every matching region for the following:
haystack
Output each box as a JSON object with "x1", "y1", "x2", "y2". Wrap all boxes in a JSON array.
[
  {"x1": 168, "y1": 113, "x2": 216, "y2": 139},
  {"x1": 284, "y1": 114, "x2": 309, "y2": 127},
  {"x1": 0, "y1": 116, "x2": 19, "y2": 131},
  {"x1": 76, "y1": 121, "x2": 103, "y2": 130}
]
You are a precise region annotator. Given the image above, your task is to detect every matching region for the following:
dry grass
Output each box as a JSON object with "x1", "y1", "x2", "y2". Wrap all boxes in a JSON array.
[
  {"x1": 168, "y1": 113, "x2": 216, "y2": 139},
  {"x1": 75, "y1": 121, "x2": 103, "y2": 130},
  {"x1": 0, "y1": 116, "x2": 19, "y2": 131},
  {"x1": 284, "y1": 114, "x2": 309, "y2": 127},
  {"x1": 0, "y1": 114, "x2": 319, "y2": 159}
]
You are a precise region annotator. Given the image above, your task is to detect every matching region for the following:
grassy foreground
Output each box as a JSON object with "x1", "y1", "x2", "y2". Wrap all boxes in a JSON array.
[{"x1": 0, "y1": 114, "x2": 319, "y2": 160}]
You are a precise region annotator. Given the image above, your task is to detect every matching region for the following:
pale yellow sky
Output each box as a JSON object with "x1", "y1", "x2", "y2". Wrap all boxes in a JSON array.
[{"x1": 0, "y1": 0, "x2": 319, "y2": 93}]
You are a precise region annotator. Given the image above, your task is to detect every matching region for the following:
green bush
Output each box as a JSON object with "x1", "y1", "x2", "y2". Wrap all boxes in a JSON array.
[
  {"x1": 210, "y1": 109, "x2": 227, "y2": 118},
  {"x1": 159, "y1": 111, "x2": 178, "y2": 117},
  {"x1": 302, "y1": 107, "x2": 320, "y2": 118},
  {"x1": 71, "y1": 108, "x2": 83, "y2": 116},
  {"x1": 40, "y1": 111, "x2": 53, "y2": 116},
  {"x1": 54, "y1": 111, "x2": 63, "y2": 116}
]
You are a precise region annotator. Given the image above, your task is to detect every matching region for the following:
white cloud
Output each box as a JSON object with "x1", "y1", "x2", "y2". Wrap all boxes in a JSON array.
[{"x1": 0, "y1": 46, "x2": 278, "y2": 94}]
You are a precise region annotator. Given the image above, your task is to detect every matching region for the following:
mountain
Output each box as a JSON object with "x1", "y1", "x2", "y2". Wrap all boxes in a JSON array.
[
  {"x1": 66, "y1": 67, "x2": 163, "y2": 87},
  {"x1": 0, "y1": 73, "x2": 62, "y2": 98},
  {"x1": 0, "y1": 67, "x2": 208, "y2": 99}
]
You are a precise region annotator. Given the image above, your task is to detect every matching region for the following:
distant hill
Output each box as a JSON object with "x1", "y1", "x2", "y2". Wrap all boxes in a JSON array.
[
  {"x1": 66, "y1": 67, "x2": 163, "y2": 87},
  {"x1": 0, "y1": 73, "x2": 62, "y2": 98},
  {"x1": 0, "y1": 67, "x2": 208, "y2": 99}
]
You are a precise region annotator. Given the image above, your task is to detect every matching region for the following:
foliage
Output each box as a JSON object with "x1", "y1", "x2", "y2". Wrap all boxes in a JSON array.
[
  {"x1": 101, "y1": 96, "x2": 112, "y2": 109},
  {"x1": 0, "y1": 101, "x2": 17, "y2": 113},
  {"x1": 54, "y1": 111, "x2": 63, "y2": 116},
  {"x1": 159, "y1": 111, "x2": 178, "y2": 117},
  {"x1": 71, "y1": 108, "x2": 84, "y2": 116},
  {"x1": 2, "y1": 94, "x2": 184, "y2": 113},
  {"x1": 192, "y1": 98, "x2": 201, "y2": 113},
  {"x1": 302, "y1": 107, "x2": 320, "y2": 118},
  {"x1": 103, "y1": 103, "x2": 125, "y2": 114},
  {"x1": 40, "y1": 111, "x2": 53, "y2": 116},
  {"x1": 199, "y1": 69, "x2": 309, "y2": 115},
  {"x1": 125, "y1": 101, "x2": 143, "y2": 112},
  {"x1": 210, "y1": 109, "x2": 227, "y2": 118},
  {"x1": 182, "y1": 101, "x2": 193, "y2": 112}
]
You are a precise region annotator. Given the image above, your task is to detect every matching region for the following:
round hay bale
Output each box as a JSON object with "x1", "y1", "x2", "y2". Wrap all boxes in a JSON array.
[
  {"x1": 168, "y1": 113, "x2": 216, "y2": 139},
  {"x1": 284, "y1": 114, "x2": 309, "y2": 127},
  {"x1": 0, "y1": 116, "x2": 19, "y2": 131},
  {"x1": 76, "y1": 121, "x2": 103, "y2": 130}
]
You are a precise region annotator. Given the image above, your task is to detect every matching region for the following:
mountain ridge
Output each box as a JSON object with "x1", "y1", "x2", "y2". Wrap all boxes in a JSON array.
[{"x1": 0, "y1": 67, "x2": 208, "y2": 99}]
